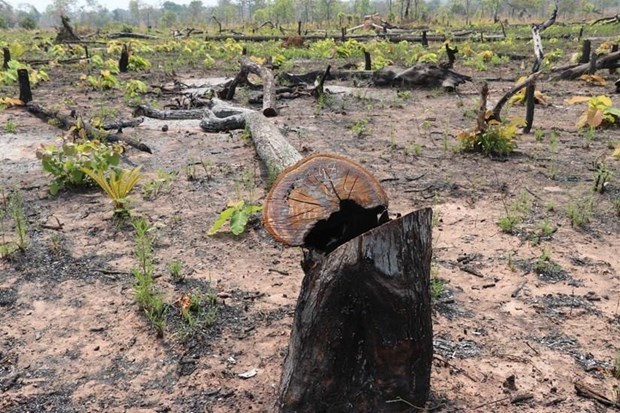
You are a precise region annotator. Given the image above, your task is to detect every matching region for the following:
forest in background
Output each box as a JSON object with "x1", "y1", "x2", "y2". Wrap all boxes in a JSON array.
[{"x1": 1, "y1": 0, "x2": 619, "y2": 33}]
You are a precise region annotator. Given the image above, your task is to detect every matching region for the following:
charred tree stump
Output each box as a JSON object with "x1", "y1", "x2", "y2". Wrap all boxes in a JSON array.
[
  {"x1": 119, "y1": 44, "x2": 129, "y2": 73},
  {"x1": 579, "y1": 40, "x2": 591, "y2": 64},
  {"x1": 421, "y1": 30, "x2": 429, "y2": 48},
  {"x1": 611, "y1": 45, "x2": 618, "y2": 74},
  {"x1": 18, "y1": 69, "x2": 32, "y2": 103},
  {"x1": 524, "y1": 7, "x2": 556, "y2": 133},
  {"x1": 278, "y1": 208, "x2": 433, "y2": 413},
  {"x1": 297, "y1": 20, "x2": 302, "y2": 35},
  {"x1": 588, "y1": 51, "x2": 597, "y2": 75},
  {"x1": 364, "y1": 50, "x2": 372, "y2": 70},
  {"x1": 445, "y1": 44, "x2": 458, "y2": 68},
  {"x1": 3, "y1": 47, "x2": 10, "y2": 70}
]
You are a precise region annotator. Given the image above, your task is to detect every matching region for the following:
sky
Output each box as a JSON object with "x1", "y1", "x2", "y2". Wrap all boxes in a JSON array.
[{"x1": 5, "y1": 0, "x2": 216, "y2": 12}]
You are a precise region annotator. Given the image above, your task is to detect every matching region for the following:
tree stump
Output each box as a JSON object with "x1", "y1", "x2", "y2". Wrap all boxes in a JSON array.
[
  {"x1": 119, "y1": 44, "x2": 129, "y2": 73},
  {"x1": 18, "y1": 69, "x2": 32, "y2": 103},
  {"x1": 3, "y1": 47, "x2": 10, "y2": 70},
  {"x1": 278, "y1": 208, "x2": 433, "y2": 413}
]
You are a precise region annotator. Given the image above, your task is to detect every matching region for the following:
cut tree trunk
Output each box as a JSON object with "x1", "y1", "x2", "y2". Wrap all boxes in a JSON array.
[{"x1": 278, "y1": 208, "x2": 433, "y2": 413}]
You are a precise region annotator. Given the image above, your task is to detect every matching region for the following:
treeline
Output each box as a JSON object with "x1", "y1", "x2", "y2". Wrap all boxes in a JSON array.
[{"x1": 0, "y1": 0, "x2": 618, "y2": 31}]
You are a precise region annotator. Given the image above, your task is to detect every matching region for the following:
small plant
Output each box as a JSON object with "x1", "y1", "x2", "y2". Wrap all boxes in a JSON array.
[
  {"x1": 132, "y1": 217, "x2": 166, "y2": 337},
  {"x1": 4, "y1": 120, "x2": 17, "y2": 133},
  {"x1": 0, "y1": 188, "x2": 28, "y2": 257},
  {"x1": 534, "y1": 128, "x2": 545, "y2": 142},
  {"x1": 566, "y1": 95, "x2": 620, "y2": 129},
  {"x1": 83, "y1": 70, "x2": 120, "y2": 91},
  {"x1": 143, "y1": 169, "x2": 175, "y2": 200},
  {"x1": 458, "y1": 117, "x2": 524, "y2": 156},
  {"x1": 430, "y1": 276, "x2": 445, "y2": 302},
  {"x1": 36, "y1": 137, "x2": 122, "y2": 195},
  {"x1": 566, "y1": 196, "x2": 594, "y2": 228},
  {"x1": 397, "y1": 90, "x2": 412, "y2": 100},
  {"x1": 168, "y1": 259, "x2": 183, "y2": 282},
  {"x1": 498, "y1": 192, "x2": 531, "y2": 234},
  {"x1": 175, "y1": 291, "x2": 217, "y2": 330},
  {"x1": 124, "y1": 79, "x2": 148, "y2": 99},
  {"x1": 208, "y1": 200, "x2": 262, "y2": 236},
  {"x1": 81, "y1": 167, "x2": 142, "y2": 214},
  {"x1": 593, "y1": 162, "x2": 612, "y2": 194},
  {"x1": 350, "y1": 119, "x2": 370, "y2": 138}
]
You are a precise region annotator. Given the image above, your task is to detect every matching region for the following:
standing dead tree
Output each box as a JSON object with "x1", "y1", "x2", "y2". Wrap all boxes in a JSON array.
[
  {"x1": 55, "y1": 15, "x2": 80, "y2": 43},
  {"x1": 524, "y1": 5, "x2": 557, "y2": 133}
]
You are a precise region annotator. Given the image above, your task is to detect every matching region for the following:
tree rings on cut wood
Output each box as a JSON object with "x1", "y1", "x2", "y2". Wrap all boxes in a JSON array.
[{"x1": 263, "y1": 153, "x2": 389, "y2": 253}]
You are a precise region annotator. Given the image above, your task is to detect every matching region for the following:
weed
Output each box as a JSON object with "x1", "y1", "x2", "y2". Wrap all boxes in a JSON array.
[
  {"x1": 200, "y1": 160, "x2": 215, "y2": 181},
  {"x1": 405, "y1": 143, "x2": 423, "y2": 157},
  {"x1": 498, "y1": 191, "x2": 530, "y2": 234},
  {"x1": 208, "y1": 200, "x2": 262, "y2": 236},
  {"x1": 175, "y1": 291, "x2": 217, "y2": 331},
  {"x1": 430, "y1": 276, "x2": 444, "y2": 302},
  {"x1": 458, "y1": 118, "x2": 523, "y2": 156},
  {"x1": 534, "y1": 128, "x2": 545, "y2": 142},
  {"x1": 593, "y1": 162, "x2": 612, "y2": 194},
  {"x1": 184, "y1": 161, "x2": 198, "y2": 181},
  {"x1": 566, "y1": 95, "x2": 620, "y2": 129},
  {"x1": 37, "y1": 137, "x2": 122, "y2": 195},
  {"x1": 0, "y1": 188, "x2": 28, "y2": 257},
  {"x1": 143, "y1": 169, "x2": 175, "y2": 200},
  {"x1": 566, "y1": 196, "x2": 594, "y2": 227},
  {"x1": 239, "y1": 127, "x2": 252, "y2": 145},
  {"x1": 132, "y1": 217, "x2": 166, "y2": 337},
  {"x1": 4, "y1": 120, "x2": 17, "y2": 133},
  {"x1": 168, "y1": 259, "x2": 183, "y2": 282},
  {"x1": 349, "y1": 119, "x2": 370, "y2": 138},
  {"x1": 82, "y1": 167, "x2": 142, "y2": 215},
  {"x1": 397, "y1": 90, "x2": 412, "y2": 100}
]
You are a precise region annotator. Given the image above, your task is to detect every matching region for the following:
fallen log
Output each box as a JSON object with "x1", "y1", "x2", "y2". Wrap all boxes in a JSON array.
[
  {"x1": 26, "y1": 103, "x2": 151, "y2": 153},
  {"x1": 107, "y1": 32, "x2": 159, "y2": 40},
  {"x1": 373, "y1": 64, "x2": 472, "y2": 90},
  {"x1": 553, "y1": 50, "x2": 620, "y2": 80}
]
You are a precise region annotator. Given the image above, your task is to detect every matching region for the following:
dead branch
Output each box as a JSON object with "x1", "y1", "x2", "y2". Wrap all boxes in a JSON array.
[
  {"x1": 492, "y1": 71, "x2": 542, "y2": 122},
  {"x1": 591, "y1": 14, "x2": 620, "y2": 25},
  {"x1": 101, "y1": 117, "x2": 145, "y2": 131},
  {"x1": 26, "y1": 103, "x2": 151, "y2": 153},
  {"x1": 222, "y1": 56, "x2": 278, "y2": 117},
  {"x1": 574, "y1": 380, "x2": 620, "y2": 408}
]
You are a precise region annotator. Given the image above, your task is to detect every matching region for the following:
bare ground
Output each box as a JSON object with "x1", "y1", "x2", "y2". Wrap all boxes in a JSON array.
[{"x1": 1, "y1": 59, "x2": 620, "y2": 413}]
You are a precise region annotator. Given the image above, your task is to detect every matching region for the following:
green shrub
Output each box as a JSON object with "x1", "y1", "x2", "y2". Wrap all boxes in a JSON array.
[{"x1": 36, "y1": 138, "x2": 122, "y2": 195}]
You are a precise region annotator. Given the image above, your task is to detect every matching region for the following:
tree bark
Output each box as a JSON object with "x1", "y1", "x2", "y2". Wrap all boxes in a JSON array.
[
  {"x1": 278, "y1": 208, "x2": 433, "y2": 413},
  {"x1": 579, "y1": 40, "x2": 591, "y2": 64}
]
